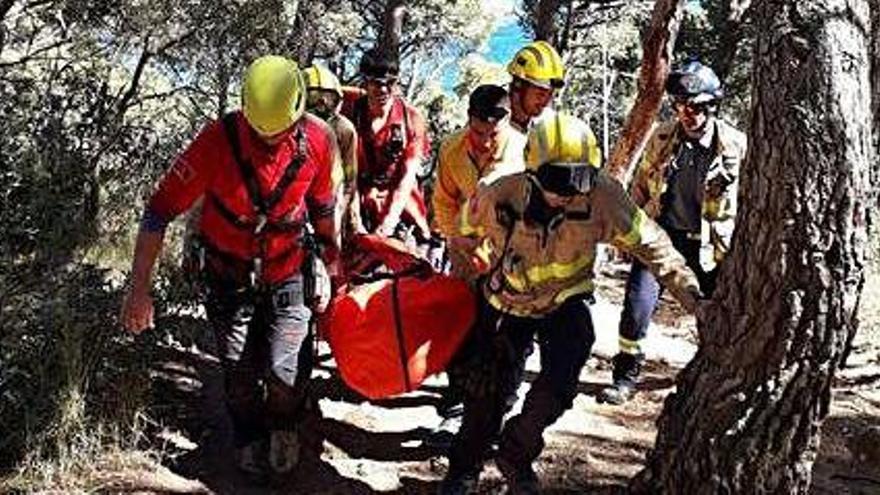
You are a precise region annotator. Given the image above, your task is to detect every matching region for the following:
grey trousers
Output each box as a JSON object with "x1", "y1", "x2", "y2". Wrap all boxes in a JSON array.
[{"x1": 205, "y1": 274, "x2": 313, "y2": 447}]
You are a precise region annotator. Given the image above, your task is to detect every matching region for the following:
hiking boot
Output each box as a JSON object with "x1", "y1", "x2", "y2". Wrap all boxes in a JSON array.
[
  {"x1": 268, "y1": 429, "x2": 300, "y2": 474},
  {"x1": 437, "y1": 472, "x2": 479, "y2": 495},
  {"x1": 437, "y1": 396, "x2": 464, "y2": 420},
  {"x1": 597, "y1": 380, "x2": 636, "y2": 405},
  {"x1": 237, "y1": 439, "x2": 268, "y2": 480},
  {"x1": 496, "y1": 455, "x2": 540, "y2": 495},
  {"x1": 425, "y1": 414, "x2": 462, "y2": 452},
  {"x1": 597, "y1": 352, "x2": 643, "y2": 405}
]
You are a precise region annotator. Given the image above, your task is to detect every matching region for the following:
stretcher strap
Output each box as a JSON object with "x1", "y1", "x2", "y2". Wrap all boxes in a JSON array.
[
  {"x1": 390, "y1": 278, "x2": 412, "y2": 393},
  {"x1": 347, "y1": 263, "x2": 429, "y2": 286}
]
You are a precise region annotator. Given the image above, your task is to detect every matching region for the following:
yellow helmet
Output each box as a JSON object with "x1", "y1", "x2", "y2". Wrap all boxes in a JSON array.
[
  {"x1": 302, "y1": 64, "x2": 342, "y2": 97},
  {"x1": 526, "y1": 112, "x2": 601, "y2": 167},
  {"x1": 242, "y1": 55, "x2": 307, "y2": 137},
  {"x1": 526, "y1": 113, "x2": 602, "y2": 196},
  {"x1": 507, "y1": 40, "x2": 565, "y2": 89}
]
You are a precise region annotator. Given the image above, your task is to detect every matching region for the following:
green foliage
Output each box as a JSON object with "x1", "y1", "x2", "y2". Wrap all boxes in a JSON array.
[
  {"x1": 0, "y1": 0, "x2": 507, "y2": 477},
  {"x1": 674, "y1": 1, "x2": 754, "y2": 127},
  {"x1": 555, "y1": 1, "x2": 654, "y2": 156},
  {"x1": 0, "y1": 0, "x2": 765, "y2": 482},
  {"x1": 0, "y1": 263, "x2": 154, "y2": 470}
]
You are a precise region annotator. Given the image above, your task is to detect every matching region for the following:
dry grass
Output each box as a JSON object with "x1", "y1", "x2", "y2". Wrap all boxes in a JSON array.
[
  {"x1": 0, "y1": 412, "x2": 207, "y2": 494},
  {"x1": 2, "y1": 414, "x2": 150, "y2": 493}
]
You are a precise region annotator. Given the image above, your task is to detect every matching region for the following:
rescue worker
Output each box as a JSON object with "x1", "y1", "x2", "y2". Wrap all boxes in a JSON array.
[
  {"x1": 432, "y1": 84, "x2": 526, "y2": 281},
  {"x1": 439, "y1": 113, "x2": 703, "y2": 494},
  {"x1": 303, "y1": 63, "x2": 363, "y2": 247},
  {"x1": 506, "y1": 40, "x2": 565, "y2": 135},
  {"x1": 427, "y1": 84, "x2": 526, "y2": 449},
  {"x1": 598, "y1": 60, "x2": 747, "y2": 405},
  {"x1": 341, "y1": 48, "x2": 431, "y2": 241},
  {"x1": 120, "y1": 55, "x2": 342, "y2": 479}
]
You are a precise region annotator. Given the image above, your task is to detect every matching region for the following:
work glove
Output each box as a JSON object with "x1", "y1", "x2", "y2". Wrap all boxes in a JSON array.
[
  {"x1": 312, "y1": 256, "x2": 332, "y2": 314},
  {"x1": 303, "y1": 254, "x2": 332, "y2": 314}
]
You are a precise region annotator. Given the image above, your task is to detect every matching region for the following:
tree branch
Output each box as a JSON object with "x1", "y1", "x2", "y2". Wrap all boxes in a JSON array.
[
  {"x1": 605, "y1": 0, "x2": 686, "y2": 183},
  {"x1": 0, "y1": 0, "x2": 16, "y2": 21},
  {"x1": 115, "y1": 36, "x2": 152, "y2": 117},
  {"x1": 124, "y1": 85, "x2": 206, "y2": 110},
  {"x1": 153, "y1": 29, "x2": 196, "y2": 56},
  {"x1": 0, "y1": 38, "x2": 66, "y2": 68}
]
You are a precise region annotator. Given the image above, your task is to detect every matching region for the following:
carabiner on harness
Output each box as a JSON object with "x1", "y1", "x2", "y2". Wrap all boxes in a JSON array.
[
  {"x1": 251, "y1": 256, "x2": 264, "y2": 288},
  {"x1": 254, "y1": 213, "x2": 268, "y2": 235}
]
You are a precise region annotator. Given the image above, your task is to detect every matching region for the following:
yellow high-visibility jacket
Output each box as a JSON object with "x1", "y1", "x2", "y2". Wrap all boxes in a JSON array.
[
  {"x1": 327, "y1": 112, "x2": 362, "y2": 238},
  {"x1": 461, "y1": 171, "x2": 700, "y2": 317},
  {"x1": 432, "y1": 126, "x2": 526, "y2": 238},
  {"x1": 629, "y1": 118, "x2": 747, "y2": 271}
]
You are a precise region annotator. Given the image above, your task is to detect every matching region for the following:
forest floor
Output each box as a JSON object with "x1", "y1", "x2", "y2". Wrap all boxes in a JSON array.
[{"x1": 131, "y1": 264, "x2": 880, "y2": 494}]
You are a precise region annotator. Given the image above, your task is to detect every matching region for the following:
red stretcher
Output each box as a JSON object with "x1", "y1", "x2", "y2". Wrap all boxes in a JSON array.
[{"x1": 320, "y1": 234, "x2": 475, "y2": 399}]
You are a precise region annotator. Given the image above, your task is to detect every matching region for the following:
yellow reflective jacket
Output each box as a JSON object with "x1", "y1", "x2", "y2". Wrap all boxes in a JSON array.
[
  {"x1": 630, "y1": 118, "x2": 747, "y2": 271},
  {"x1": 462, "y1": 171, "x2": 701, "y2": 317},
  {"x1": 327, "y1": 112, "x2": 362, "y2": 238},
  {"x1": 432, "y1": 126, "x2": 526, "y2": 237},
  {"x1": 328, "y1": 113, "x2": 358, "y2": 188}
]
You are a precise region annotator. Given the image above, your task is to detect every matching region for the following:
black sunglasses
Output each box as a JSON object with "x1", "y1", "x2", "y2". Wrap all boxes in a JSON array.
[
  {"x1": 671, "y1": 98, "x2": 711, "y2": 114},
  {"x1": 364, "y1": 76, "x2": 399, "y2": 88}
]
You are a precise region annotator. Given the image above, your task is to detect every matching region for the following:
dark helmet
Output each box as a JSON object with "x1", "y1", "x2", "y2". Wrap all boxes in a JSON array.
[
  {"x1": 359, "y1": 48, "x2": 399, "y2": 81},
  {"x1": 468, "y1": 84, "x2": 510, "y2": 122},
  {"x1": 665, "y1": 60, "x2": 723, "y2": 103}
]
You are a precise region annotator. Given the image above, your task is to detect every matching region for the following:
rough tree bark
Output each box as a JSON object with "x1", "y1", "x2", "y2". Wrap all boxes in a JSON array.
[
  {"x1": 872, "y1": 0, "x2": 880, "y2": 235},
  {"x1": 709, "y1": 0, "x2": 753, "y2": 81},
  {"x1": 605, "y1": 0, "x2": 685, "y2": 183},
  {"x1": 378, "y1": 0, "x2": 406, "y2": 60},
  {"x1": 534, "y1": 0, "x2": 563, "y2": 44},
  {"x1": 633, "y1": 0, "x2": 874, "y2": 493}
]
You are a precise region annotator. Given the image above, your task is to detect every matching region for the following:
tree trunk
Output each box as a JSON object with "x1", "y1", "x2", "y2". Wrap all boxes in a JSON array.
[
  {"x1": 633, "y1": 0, "x2": 874, "y2": 493},
  {"x1": 534, "y1": 0, "x2": 563, "y2": 44},
  {"x1": 709, "y1": 0, "x2": 753, "y2": 81},
  {"x1": 378, "y1": 0, "x2": 406, "y2": 60},
  {"x1": 557, "y1": 0, "x2": 574, "y2": 53},
  {"x1": 605, "y1": 0, "x2": 685, "y2": 183},
  {"x1": 871, "y1": 0, "x2": 880, "y2": 240}
]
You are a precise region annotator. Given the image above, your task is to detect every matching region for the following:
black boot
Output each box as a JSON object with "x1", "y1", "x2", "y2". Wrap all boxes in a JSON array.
[
  {"x1": 496, "y1": 455, "x2": 540, "y2": 495},
  {"x1": 437, "y1": 471, "x2": 479, "y2": 495},
  {"x1": 597, "y1": 353, "x2": 643, "y2": 405}
]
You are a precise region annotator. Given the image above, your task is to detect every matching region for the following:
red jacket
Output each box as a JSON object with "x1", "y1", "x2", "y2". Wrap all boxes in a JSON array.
[
  {"x1": 341, "y1": 89, "x2": 431, "y2": 232},
  {"x1": 340, "y1": 89, "x2": 430, "y2": 192},
  {"x1": 148, "y1": 112, "x2": 340, "y2": 284}
]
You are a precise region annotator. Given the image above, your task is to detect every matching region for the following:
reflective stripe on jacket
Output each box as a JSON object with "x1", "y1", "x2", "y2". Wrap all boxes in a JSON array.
[
  {"x1": 462, "y1": 172, "x2": 700, "y2": 317},
  {"x1": 629, "y1": 118, "x2": 747, "y2": 271}
]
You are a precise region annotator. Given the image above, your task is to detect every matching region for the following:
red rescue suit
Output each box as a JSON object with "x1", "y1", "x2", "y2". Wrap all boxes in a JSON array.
[
  {"x1": 341, "y1": 90, "x2": 431, "y2": 235},
  {"x1": 147, "y1": 112, "x2": 339, "y2": 285}
]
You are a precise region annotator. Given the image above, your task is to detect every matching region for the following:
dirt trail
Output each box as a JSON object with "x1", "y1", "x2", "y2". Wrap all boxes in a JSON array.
[{"x1": 149, "y1": 268, "x2": 880, "y2": 494}]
